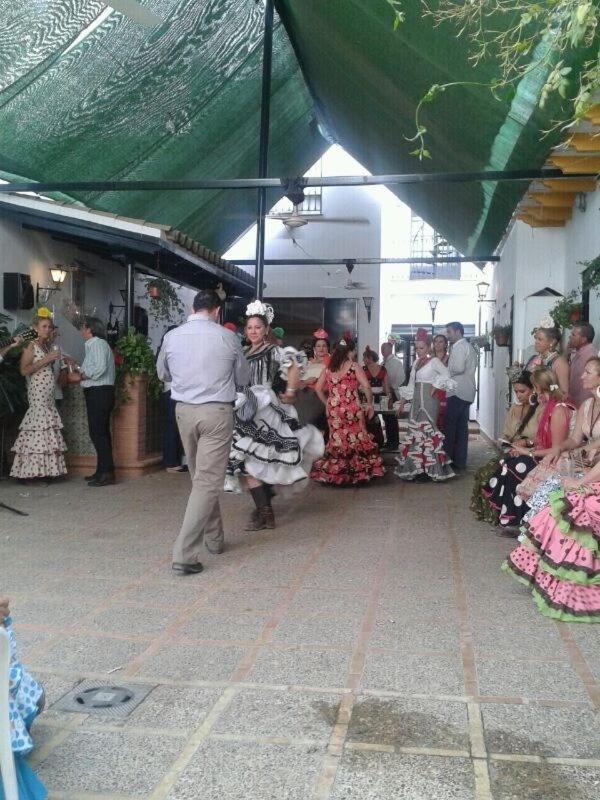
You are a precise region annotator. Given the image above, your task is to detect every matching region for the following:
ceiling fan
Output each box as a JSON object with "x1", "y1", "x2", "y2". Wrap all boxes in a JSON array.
[
  {"x1": 268, "y1": 204, "x2": 370, "y2": 230},
  {"x1": 323, "y1": 278, "x2": 371, "y2": 291},
  {"x1": 100, "y1": 1, "x2": 163, "y2": 27}
]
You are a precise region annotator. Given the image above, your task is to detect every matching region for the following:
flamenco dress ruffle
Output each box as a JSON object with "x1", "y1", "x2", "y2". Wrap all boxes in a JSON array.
[
  {"x1": 503, "y1": 485, "x2": 600, "y2": 622},
  {"x1": 311, "y1": 428, "x2": 384, "y2": 486},
  {"x1": 482, "y1": 455, "x2": 535, "y2": 527},
  {"x1": 10, "y1": 404, "x2": 67, "y2": 479},
  {"x1": 395, "y1": 420, "x2": 453, "y2": 482},
  {"x1": 1, "y1": 617, "x2": 47, "y2": 800},
  {"x1": 227, "y1": 386, "x2": 324, "y2": 489}
]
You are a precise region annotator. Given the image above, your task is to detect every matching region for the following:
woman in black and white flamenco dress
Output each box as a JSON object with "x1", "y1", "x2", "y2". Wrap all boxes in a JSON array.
[
  {"x1": 226, "y1": 301, "x2": 324, "y2": 531},
  {"x1": 394, "y1": 330, "x2": 456, "y2": 482}
]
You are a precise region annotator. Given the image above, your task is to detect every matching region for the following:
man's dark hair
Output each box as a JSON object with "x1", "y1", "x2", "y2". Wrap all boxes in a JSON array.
[
  {"x1": 81, "y1": 316, "x2": 106, "y2": 339},
  {"x1": 447, "y1": 321, "x2": 464, "y2": 337},
  {"x1": 193, "y1": 289, "x2": 222, "y2": 313},
  {"x1": 575, "y1": 322, "x2": 595, "y2": 343}
]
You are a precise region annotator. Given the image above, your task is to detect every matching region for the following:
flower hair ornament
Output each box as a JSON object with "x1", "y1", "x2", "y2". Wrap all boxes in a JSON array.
[
  {"x1": 245, "y1": 300, "x2": 274, "y2": 324},
  {"x1": 35, "y1": 307, "x2": 53, "y2": 320},
  {"x1": 549, "y1": 383, "x2": 559, "y2": 392},
  {"x1": 338, "y1": 338, "x2": 348, "y2": 347},
  {"x1": 537, "y1": 316, "x2": 554, "y2": 330},
  {"x1": 313, "y1": 327, "x2": 329, "y2": 340}
]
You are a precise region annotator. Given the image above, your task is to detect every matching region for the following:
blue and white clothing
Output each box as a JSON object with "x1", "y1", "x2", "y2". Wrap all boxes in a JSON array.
[{"x1": 5, "y1": 617, "x2": 44, "y2": 756}]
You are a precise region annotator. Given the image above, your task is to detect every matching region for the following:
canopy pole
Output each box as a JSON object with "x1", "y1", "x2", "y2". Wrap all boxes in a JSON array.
[
  {"x1": 254, "y1": 0, "x2": 274, "y2": 301},
  {"x1": 0, "y1": 170, "x2": 592, "y2": 194},
  {"x1": 125, "y1": 259, "x2": 135, "y2": 330},
  {"x1": 234, "y1": 256, "x2": 500, "y2": 266}
]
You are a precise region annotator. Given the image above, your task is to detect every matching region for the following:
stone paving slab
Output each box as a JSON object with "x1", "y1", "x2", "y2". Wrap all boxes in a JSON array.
[{"x1": 1, "y1": 437, "x2": 598, "y2": 799}]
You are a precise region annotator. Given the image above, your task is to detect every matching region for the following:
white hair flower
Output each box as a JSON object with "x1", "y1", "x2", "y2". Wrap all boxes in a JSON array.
[
  {"x1": 538, "y1": 317, "x2": 554, "y2": 329},
  {"x1": 245, "y1": 300, "x2": 274, "y2": 324},
  {"x1": 549, "y1": 383, "x2": 558, "y2": 391}
]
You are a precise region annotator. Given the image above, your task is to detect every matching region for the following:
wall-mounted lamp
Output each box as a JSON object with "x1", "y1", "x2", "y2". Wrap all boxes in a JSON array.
[
  {"x1": 36, "y1": 265, "x2": 68, "y2": 304},
  {"x1": 476, "y1": 280, "x2": 496, "y2": 304},
  {"x1": 362, "y1": 296, "x2": 374, "y2": 323}
]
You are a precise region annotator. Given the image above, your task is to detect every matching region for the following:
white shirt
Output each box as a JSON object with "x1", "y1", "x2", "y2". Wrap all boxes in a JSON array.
[
  {"x1": 447, "y1": 338, "x2": 477, "y2": 403},
  {"x1": 81, "y1": 337, "x2": 115, "y2": 388},
  {"x1": 383, "y1": 354, "x2": 404, "y2": 396},
  {"x1": 398, "y1": 357, "x2": 455, "y2": 401},
  {"x1": 157, "y1": 314, "x2": 250, "y2": 404}
]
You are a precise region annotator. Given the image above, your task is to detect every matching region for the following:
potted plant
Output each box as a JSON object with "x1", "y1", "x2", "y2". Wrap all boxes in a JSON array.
[
  {"x1": 549, "y1": 291, "x2": 583, "y2": 330},
  {"x1": 581, "y1": 255, "x2": 600, "y2": 297},
  {"x1": 114, "y1": 327, "x2": 162, "y2": 404},
  {"x1": 142, "y1": 276, "x2": 185, "y2": 324},
  {"x1": 469, "y1": 334, "x2": 491, "y2": 351},
  {"x1": 111, "y1": 328, "x2": 163, "y2": 477},
  {"x1": 493, "y1": 324, "x2": 511, "y2": 347}
]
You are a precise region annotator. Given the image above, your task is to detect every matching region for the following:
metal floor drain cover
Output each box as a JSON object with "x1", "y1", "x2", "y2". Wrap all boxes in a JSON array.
[{"x1": 54, "y1": 681, "x2": 155, "y2": 718}]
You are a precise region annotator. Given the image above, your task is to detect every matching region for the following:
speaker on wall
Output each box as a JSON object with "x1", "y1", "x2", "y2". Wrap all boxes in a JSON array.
[{"x1": 3, "y1": 272, "x2": 34, "y2": 310}]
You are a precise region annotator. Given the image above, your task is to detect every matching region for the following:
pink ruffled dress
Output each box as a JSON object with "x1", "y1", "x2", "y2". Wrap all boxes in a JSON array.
[{"x1": 503, "y1": 484, "x2": 600, "y2": 622}]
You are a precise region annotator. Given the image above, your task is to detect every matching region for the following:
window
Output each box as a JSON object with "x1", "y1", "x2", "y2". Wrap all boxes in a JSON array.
[
  {"x1": 409, "y1": 213, "x2": 460, "y2": 280},
  {"x1": 271, "y1": 185, "x2": 322, "y2": 216}
]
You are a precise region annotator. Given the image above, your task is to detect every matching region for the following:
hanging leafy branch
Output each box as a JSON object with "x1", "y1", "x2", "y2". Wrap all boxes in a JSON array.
[{"x1": 386, "y1": 1, "x2": 600, "y2": 159}]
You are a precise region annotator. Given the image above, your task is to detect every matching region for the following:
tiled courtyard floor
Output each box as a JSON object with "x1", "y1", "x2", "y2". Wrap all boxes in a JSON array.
[{"x1": 1, "y1": 437, "x2": 599, "y2": 799}]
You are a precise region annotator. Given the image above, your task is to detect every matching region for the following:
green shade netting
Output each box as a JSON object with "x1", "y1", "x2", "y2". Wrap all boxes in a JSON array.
[
  {"x1": 0, "y1": 1, "x2": 592, "y2": 256},
  {"x1": 275, "y1": 0, "x2": 591, "y2": 256},
  {"x1": 0, "y1": 0, "x2": 326, "y2": 254}
]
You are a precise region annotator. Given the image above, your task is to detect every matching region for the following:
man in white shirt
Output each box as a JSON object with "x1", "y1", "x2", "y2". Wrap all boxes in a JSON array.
[
  {"x1": 444, "y1": 321, "x2": 477, "y2": 472},
  {"x1": 380, "y1": 342, "x2": 403, "y2": 450},
  {"x1": 158, "y1": 289, "x2": 250, "y2": 574}
]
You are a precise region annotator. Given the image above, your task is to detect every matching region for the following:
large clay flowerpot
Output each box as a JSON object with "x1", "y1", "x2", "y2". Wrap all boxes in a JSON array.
[
  {"x1": 569, "y1": 308, "x2": 582, "y2": 324},
  {"x1": 494, "y1": 331, "x2": 509, "y2": 347},
  {"x1": 112, "y1": 374, "x2": 162, "y2": 478}
]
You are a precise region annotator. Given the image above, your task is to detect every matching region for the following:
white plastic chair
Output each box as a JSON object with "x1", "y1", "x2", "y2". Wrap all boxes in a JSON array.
[{"x1": 0, "y1": 627, "x2": 18, "y2": 800}]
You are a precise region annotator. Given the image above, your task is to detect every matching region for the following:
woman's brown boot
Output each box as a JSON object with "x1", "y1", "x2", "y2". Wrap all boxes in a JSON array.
[
  {"x1": 262, "y1": 506, "x2": 275, "y2": 529},
  {"x1": 245, "y1": 507, "x2": 264, "y2": 531}
]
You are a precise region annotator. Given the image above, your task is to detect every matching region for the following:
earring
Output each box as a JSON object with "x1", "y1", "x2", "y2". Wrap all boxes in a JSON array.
[{"x1": 529, "y1": 393, "x2": 537, "y2": 406}]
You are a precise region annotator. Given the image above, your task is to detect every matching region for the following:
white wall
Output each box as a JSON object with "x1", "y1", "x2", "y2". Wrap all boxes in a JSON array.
[
  {"x1": 0, "y1": 217, "x2": 124, "y2": 362},
  {"x1": 378, "y1": 198, "x2": 479, "y2": 341},
  {"x1": 225, "y1": 147, "x2": 382, "y2": 348},
  {"x1": 0, "y1": 216, "x2": 194, "y2": 359},
  {"x1": 478, "y1": 186, "x2": 600, "y2": 439}
]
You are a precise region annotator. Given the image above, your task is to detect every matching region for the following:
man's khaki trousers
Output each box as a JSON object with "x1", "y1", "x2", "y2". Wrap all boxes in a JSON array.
[{"x1": 173, "y1": 402, "x2": 234, "y2": 565}]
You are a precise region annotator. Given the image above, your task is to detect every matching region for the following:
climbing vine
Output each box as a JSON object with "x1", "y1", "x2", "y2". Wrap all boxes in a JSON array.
[{"x1": 386, "y1": 1, "x2": 600, "y2": 160}]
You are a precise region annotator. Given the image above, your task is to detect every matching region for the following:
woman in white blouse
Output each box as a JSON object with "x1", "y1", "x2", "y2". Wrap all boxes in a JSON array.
[{"x1": 394, "y1": 329, "x2": 456, "y2": 482}]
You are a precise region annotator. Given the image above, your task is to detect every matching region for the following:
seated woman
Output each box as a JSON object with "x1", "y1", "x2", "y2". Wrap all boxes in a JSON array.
[
  {"x1": 503, "y1": 452, "x2": 600, "y2": 623},
  {"x1": 518, "y1": 356, "x2": 600, "y2": 522},
  {"x1": 525, "y1": 321, "x2": 569, "y2": 397},
  {"x1": 483, "y1": 368, "x2": 573, "y2": 532},
  {"x1": 471, "y1": 371, "x2": 541, "y2": 525},
  {"x1": 362, "y1": 346, "x2": 390, "y2": 448},
  {"x1": 394, "y1": 329, "x2": 456, "y2": 482},
  {"x1": 1, "y1": 596, "x2": 47, "y2": 800}
]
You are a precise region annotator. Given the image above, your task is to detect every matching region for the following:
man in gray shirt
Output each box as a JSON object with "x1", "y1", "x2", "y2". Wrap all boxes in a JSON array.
[
  {"x1": 157, "y1": 289, "x2": 250, "y2": 574},
  {"x1": 443, "y1": 321, "x2": 477, "y2": 472}
]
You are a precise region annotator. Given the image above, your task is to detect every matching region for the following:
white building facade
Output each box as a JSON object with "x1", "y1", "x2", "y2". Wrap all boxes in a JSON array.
[{"x1": 478, "y1": 189, "x2": 600, "y2": 439}]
